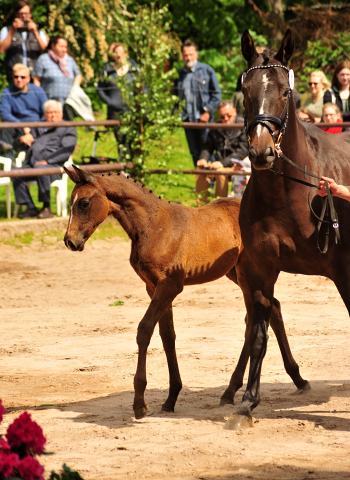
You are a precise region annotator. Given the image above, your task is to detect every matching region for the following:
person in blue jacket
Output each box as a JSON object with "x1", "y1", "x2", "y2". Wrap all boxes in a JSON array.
[
  {"x1": 0, "y1": 63, "x2": 47, "y2": 163},
  {"x1": 174, "y1": 39, "x2": 221, "y2": 167}
]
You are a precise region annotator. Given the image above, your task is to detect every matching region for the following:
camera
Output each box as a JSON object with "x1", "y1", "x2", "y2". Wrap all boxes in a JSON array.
[{"x1": 18, "y1": 20, "x2": 28, "y2": 32}]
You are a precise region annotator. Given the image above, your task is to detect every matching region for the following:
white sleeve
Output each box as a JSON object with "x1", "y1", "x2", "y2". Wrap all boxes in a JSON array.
[
  {"x1": 0, "y1": 27, "x2": 9, "y2": 42},
  {"x1": 39, "y1": 30, "x2": 47, "y2": 43}
]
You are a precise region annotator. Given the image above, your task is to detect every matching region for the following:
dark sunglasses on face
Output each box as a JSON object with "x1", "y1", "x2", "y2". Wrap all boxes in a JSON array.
[
  {"x1": 309, "y1": 82, "x2": 319, "y2": 86},
  {"x1": 13, "y1": 75, "x2": 27, "y2": 79},
  {"x1": 220, "y1": 114, "x2": 233, "y2": 119}
]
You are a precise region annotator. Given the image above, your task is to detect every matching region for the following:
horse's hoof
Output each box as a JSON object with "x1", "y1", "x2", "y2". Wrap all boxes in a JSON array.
[
  {"x1": 292, "y1": 381, "x2": 311, "y2": 395},
  {"x1": 223, "y1": 413, "x2": 253, "y2": 430},
  {"x1": 220, "y1": 395, "x2": 234, "y2": 406},
  {"x1": 134, "y1": 406, "x2": 148, "y2": 419}
]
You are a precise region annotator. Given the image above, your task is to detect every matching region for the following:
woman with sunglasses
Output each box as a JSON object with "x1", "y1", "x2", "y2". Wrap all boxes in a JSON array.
[
  {"x1": 323, "y1": 61, "x2": 350, "y2": 121},
  {"x1": 304, "y1": 71, "x2": 330, "y2": 123}
]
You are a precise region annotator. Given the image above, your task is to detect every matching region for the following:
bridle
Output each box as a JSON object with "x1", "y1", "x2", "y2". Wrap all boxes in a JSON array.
[
  {"x1": 243, "y1": 62, "x2": 341, "y2": 253},
  {"x1": 243, "y1": 64, "x2": 292, "y2": 151}
]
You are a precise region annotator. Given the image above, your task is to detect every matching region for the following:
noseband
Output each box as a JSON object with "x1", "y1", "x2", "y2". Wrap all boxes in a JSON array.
[{"x1": 243, "y1": 64, "x2": 292, "y2": 150}]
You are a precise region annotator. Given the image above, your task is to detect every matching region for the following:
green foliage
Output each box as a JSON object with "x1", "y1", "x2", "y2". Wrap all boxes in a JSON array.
[
  {"x1": 49, "y1": 464, "x2": 85, "y2": 480},
  {"x1": 298, "y1": 31, "x2": 350, "y2": 86},
  {"x1": 113, "y1": 3, "x2": 182, "y2": 174}
]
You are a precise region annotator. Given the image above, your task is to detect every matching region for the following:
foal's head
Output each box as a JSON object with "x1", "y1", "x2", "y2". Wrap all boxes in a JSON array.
[
  {"x1": 64, "y1": 166, "x2": 110, "y2": 252},
  {"x1": 241, "y1": 29, "x2": 294, "y2": 169}
]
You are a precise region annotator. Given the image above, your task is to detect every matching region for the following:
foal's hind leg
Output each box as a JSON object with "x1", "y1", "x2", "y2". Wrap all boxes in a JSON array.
[
  {"x1": 133, "y1": 277, "x2": 183, "y2": 419},
  {"x1": 158, "y1": 306, "x2": 182, "y2": 413}
]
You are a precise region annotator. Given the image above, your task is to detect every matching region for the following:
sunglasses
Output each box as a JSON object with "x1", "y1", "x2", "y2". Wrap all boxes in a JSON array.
[
  {"x1": 220, "y1": 114, "x2": 233, "y2": 119},
  {"x1": 309, "y1": 82, "x2": 320, "y2": 86},
  {"x1": 13, "y1": 75, "x2": 27, "y2": 79}
]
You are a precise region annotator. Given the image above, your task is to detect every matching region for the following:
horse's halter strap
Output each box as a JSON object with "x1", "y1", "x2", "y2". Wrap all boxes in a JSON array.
[{"x1": 243, "y1": 64, "x2": 291, "y2": 149}]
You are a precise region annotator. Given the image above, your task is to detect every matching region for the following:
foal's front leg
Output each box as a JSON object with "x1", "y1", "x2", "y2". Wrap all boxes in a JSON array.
[{"x1": 133, "y1": 277, "x2": 183, "y2": 419}]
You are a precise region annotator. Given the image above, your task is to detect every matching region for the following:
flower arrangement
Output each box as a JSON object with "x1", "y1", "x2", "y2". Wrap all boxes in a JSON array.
[{"x1": 0, "y1": 399, "x2": 83, "y2": 480}]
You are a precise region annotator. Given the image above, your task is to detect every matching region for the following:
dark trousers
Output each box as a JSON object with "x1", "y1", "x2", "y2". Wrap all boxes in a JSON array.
[
  {"x1": 184, "y1": 127, "x2": 209, "y2": 167},
  {"x1": 11, "y1": 164, "x2": 59, "y2": 206}
]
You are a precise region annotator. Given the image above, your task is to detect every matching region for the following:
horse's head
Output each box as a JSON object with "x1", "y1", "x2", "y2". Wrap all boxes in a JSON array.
[
  {"x1": 64, "y1": 165, "x2": 110, "y2": 252},
  {"x1": 241, "y1": 29, "x2": 294, "y2": 169}
]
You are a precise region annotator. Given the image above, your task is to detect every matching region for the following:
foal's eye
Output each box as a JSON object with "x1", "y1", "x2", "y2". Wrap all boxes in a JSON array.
[
  {"x1": 80, "y1": 199, "x2": 90, "y2": 209},
  {"x1": 283, "y1": 88, "x2": 290, "y2": 97}
]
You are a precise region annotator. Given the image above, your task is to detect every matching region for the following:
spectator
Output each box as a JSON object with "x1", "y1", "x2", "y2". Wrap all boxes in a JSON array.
[
  {"x1": 296, "y1": 107, "x2": 316, "y2": 124},
  {"x1": 97, "y1": 42, "x2": 139, "y2": 160},
  {"x1": 322, "y1": 103, "x2": 343, "y2": 134},
  {"x1": 303, "y1": 71, "x2": 330, "y2": 122},
  {"x1": 0, "y1": 1, "x2": 47, "y2": 83},
  {"x1": 174, "y1": 39, "x2": 221, "y2": 167},
  {"x1": 196, "y1": 99, "x2": 249, "y2": 202},
  {"x1": 33, "y1": 35, "x2": 82, "y2": 115},
  {"x1": 12, "y1": 100, "x2": 77, "y2": 219},
  {"x1": 323, "y1": 61, "x2": 350, "y2": 121},
  {"x1": 0, "y1": 63, "x2": 47, "y2": 163}
]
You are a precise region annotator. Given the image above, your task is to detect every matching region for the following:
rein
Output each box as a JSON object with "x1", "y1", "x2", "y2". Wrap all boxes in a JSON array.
[{"x1": 244, "y1": 62, "x2": 341, "y2": 253}]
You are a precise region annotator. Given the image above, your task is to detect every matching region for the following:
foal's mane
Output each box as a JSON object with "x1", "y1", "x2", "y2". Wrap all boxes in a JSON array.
[{"x1": 99, "y1": 171, "x2": 165, "y2": 202}]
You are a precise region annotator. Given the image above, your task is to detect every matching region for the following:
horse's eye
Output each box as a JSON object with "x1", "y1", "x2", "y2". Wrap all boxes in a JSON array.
[
  {"x1": 283, "y1": 88, "x2": 290, "y2": 97},
  {"x1": 81, "y1": 199, "x2": 90, "y2": 209}
]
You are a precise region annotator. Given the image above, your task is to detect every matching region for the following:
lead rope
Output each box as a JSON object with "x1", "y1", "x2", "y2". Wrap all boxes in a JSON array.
[{"x1": 271, "y1": 152, "x2": 341, "y2": 253}]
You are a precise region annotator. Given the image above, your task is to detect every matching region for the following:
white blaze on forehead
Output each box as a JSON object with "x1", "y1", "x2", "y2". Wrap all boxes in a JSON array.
[
  {"x1": 256, "y1": 73, "x2": 270, "y2": 138},
  {"x1": 67, "y1": 193, "x2": 78, "y2": 231}
]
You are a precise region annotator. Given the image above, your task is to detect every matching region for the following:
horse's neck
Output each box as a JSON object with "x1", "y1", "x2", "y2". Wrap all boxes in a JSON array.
[{"x1": 104, "y1": 177, "x2": 161, "y2": 239}]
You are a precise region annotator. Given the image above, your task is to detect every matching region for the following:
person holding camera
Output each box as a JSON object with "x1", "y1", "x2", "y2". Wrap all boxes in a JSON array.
[{"x1": 0, "y1": 1, "x2": 47, "y2": 83}]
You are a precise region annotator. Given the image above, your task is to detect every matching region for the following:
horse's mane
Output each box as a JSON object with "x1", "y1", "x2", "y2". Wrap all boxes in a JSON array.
[{"x1": 100, "y1": 171, "x2": 165, "y2": 202}]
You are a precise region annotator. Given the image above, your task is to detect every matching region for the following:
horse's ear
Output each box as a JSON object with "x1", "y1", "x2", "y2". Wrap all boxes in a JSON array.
[
  {"x1": 275, "y1": 29, "x2": 294, "y2": 65},
  {"x1": 63, "y1": 166, "x2": 80, "y2": 184},
  {"x1": 72, "y1": 165, "x2": 96, "y2": 184},
  {"x1": 241, "y1": 29, "x2": 258, "y2": 65}
]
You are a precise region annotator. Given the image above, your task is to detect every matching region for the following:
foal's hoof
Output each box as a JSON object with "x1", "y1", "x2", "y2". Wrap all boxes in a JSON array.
[
  {"x1": 223, "y1": 413, "x2": 253, "y2": 430},
  {"x1": 134, "y1": 405, "x2": 148, "y2": 419},
  {"x1": 292, "y1": 380, "x2": 311, "y2": 395},
  {"x1": 220, "y1": 394, "x2": 234, "y2": 406},
  {"x1": 161, "y1": 401, "x2": 175, "y2": 413}
]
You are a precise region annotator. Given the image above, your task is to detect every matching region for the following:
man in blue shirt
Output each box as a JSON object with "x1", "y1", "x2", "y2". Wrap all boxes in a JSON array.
[
  {"x1": 174, "y1": 40, "x2": 221, "y2": 167},
  {"x1": 0, "y1": 63, "x2": 47, "y2": 163}
]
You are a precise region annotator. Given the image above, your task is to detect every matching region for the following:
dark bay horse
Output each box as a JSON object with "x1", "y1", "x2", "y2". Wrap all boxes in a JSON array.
[
  {"x1": 233, "y1": 29, "x2": 350, "y2": 426},
  {"x1": 63, "y1": 165, "x2": 308, "y2": 419}
]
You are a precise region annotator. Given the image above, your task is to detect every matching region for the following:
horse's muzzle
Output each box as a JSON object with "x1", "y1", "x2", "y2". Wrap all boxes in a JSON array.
[
  {"x1": 249, "y1": 145, "x2": 275, "y2": 170},
  {"x1": 64, "y1": 235, "x2": 85, "y2": 252}
]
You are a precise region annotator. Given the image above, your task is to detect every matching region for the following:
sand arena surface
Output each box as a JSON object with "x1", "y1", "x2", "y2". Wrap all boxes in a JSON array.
[{"x1": 1, "y1": 234, "x2": 350, "y2": 479}]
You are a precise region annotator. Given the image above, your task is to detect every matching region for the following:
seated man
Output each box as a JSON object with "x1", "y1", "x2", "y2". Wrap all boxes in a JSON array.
[
  {"x1": 12, "y1": 100, "x2": 77, "y2": 219},
  {"x1": 196, "y1": 99, "x2": 249, "y2": 201},
  {"x1": 0, "y1": 63, "x2": 47, "y2": 162}
]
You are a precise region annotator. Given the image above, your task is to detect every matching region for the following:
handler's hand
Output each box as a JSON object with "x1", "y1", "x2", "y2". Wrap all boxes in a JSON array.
[{"x1": 318, "y1": 176, "x2": 350, "y2": 200}]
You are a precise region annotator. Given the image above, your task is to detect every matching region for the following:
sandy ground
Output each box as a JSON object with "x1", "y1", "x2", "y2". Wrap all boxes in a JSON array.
[{"x1": 1, "y1": 232, "x2": 350, "y2": 480}]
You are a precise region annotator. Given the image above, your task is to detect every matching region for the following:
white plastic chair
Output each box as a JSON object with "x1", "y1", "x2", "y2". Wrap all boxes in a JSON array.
[
  {"x1": 0, "y1": 156, "x2": 12, "y2": 219},
  {"x1": 14, "y1": 154, "x2": 73, "y2": 217}
]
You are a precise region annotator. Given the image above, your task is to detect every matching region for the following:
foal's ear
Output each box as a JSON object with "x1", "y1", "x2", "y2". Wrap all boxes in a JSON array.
[
  {"x1": 63, "y1": 166, "x2": 80, "y2": 184},
  {"x1": 275, "y1": 29, "x2": 294, "y2": 65},
  {"x1": 72, "y1": 165, "x2": 96, "y2": 184},
  {"x1": 241, "y1": 29, "x2": 258, "y2": 65}
]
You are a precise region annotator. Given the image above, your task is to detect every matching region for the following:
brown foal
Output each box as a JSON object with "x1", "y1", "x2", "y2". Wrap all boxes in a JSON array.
[{"x1": 64, "y1": 165, "x2": 308, "y2": 419}]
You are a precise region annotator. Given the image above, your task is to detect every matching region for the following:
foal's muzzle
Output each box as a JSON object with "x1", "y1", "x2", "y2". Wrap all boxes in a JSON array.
[{"x1": 64, "y1": 234, "x2": 85, "y2": 252}]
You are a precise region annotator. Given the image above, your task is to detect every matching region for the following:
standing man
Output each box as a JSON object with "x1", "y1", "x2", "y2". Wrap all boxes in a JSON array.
[
  {"x1": 0, "y1": 63, "x2": 47, "y2": 163},
  {"x1": 174, "y1": 39, "x2": 221, "y2": 167},
  {"x1": 196, "y1": 99, "x2": 249, "y2": 201},
  {"x1": 0, "y1": 1, "x2": 47, "y2": 83}
]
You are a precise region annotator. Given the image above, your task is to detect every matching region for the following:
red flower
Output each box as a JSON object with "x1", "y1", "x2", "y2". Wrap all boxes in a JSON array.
[
  {"x1": 0, "y1": 399, "x2": 6, "y2": 423},
  {"x1": 0, "y1": 438, "x2": 11, "y2": 452},
  {"x1": 6, "y1": 412, "x2": 46, "y2": 455},
  {"x1": 0, "y1": 450, "x2": 19, "y2": 478},
  {"x1": 16, "y1": 455, "x2": 44, "y2": 480}
]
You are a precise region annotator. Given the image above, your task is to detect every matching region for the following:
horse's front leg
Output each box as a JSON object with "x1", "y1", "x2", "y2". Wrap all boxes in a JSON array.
[
  {"x1": 133, "y1": 277, "x2": 183, "y2": 419},
  {"x1": 233, "y1": 260, "x2": 279, "y2": 425}
]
